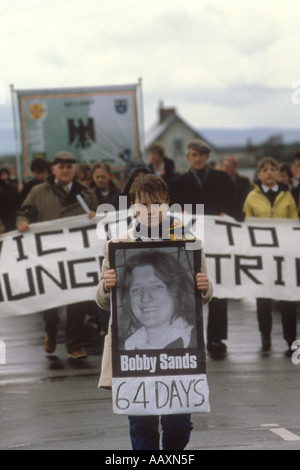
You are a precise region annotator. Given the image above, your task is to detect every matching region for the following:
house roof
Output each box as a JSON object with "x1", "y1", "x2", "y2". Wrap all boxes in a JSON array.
[{"x1": 145, "y1": 110, "x2": 217, "y2": 151}]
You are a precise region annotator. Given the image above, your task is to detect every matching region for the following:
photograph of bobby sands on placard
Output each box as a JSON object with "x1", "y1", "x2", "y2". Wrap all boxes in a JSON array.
[{"x1": 109, "y1": 241, "x2": 210, "y2": 416}]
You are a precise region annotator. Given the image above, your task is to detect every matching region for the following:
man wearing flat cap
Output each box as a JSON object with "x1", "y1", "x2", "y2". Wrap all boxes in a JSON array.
[
  {"x1": 16, "y1": 151, "x2": 98, "y2": 359},
  {"x1": 170, "y1": 139, "x2": 243, "y2": 358}
]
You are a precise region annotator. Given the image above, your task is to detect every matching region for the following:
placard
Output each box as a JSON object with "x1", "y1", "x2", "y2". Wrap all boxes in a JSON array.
[{"x1": 109, "y1": 241, "x2": 210, "y2": 415}]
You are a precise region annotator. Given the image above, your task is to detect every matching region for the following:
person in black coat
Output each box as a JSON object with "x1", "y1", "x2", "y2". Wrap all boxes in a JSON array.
[
  {"x1": 223, "y1": 155, "x2": 253, "y2": 213},
  {"x1": 0, "y1": 167, "x2": 20, "y2": 232},
  {"x1": 170, "y1": 139, "x2": 242, "y2": 358},
  {"x1": 19, "y1": 157, "x2": 50, "y2": 204}
]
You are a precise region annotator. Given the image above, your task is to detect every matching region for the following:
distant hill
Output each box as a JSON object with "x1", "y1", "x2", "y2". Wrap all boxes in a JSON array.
[
  {"x1": 1, "y1": 125, "x2": 300, "y2": 158},
  {"x1": 199, "y1": 127, "x2": 300, "y2": 148}
]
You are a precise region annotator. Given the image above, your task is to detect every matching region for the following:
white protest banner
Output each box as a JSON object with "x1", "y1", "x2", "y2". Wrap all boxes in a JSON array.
[
  {"x1": 16, "y1": 84, "x2": 142, "y2": 177},
  {"x1": 109, "y1": 241, "x2": 210, "y2": 416},
  {"x1": 0, "y1": 215, "x2": 102, "y2": 317},
  {"x1": 0, "y1": 212, "x2": 299, "y2": 318},
  {"x1": 202, "y1": 215, "x2": 300, "y2": 301}
]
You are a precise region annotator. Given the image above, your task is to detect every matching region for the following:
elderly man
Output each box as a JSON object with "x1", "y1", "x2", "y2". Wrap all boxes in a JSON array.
[
  {"x1": 17, "y1": 151, "x2": 98, "y2": 359},
  {"x1": 170, "y1": 139, "x2": 242, "y2": 358}
]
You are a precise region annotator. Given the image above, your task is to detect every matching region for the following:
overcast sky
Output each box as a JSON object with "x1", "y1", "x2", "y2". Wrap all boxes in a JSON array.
[{"x1": 1, "y1": 0, "x2": 300, "y2": 134}]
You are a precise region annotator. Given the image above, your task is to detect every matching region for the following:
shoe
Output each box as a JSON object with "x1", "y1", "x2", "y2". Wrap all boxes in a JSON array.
[
  {"x1": 285, "y1": 348, "x2": 294, "y2": 358},
  {"x1": 285, "y1": 340, "x2": 297, "y2": 358},
  {"x1": 262, "y1": 335, "x2": 271, "y2": 353},
  {"x1": 207, "y1": 341, "x2": 227, "y2": 358},
  {"x1": 67, "y1": 349, "x2": 88, "y2": 360},
  {"x1": 44, "y1": 335, "x2": 56, "y2": 354}
]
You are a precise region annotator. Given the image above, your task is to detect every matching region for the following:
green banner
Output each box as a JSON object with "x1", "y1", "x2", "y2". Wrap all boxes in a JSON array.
[{"x1": 17, "y1": 84, "x2": 141, "y2": 176}]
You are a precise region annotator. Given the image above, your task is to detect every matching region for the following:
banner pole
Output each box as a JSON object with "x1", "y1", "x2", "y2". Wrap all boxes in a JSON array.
[
  {"x1": 138, "y1": 77, "x2": 146, "y2": 160},
  {"x1": 10, "y1": 84, "x2": 23, "y2": 187}
]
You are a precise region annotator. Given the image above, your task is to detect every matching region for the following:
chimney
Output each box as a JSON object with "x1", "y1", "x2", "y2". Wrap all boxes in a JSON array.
[{"x1": 158, "y1": 100, "x2": 176, "y2": 123}]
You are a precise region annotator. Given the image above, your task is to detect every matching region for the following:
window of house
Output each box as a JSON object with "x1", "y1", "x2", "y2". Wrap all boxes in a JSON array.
[{"x1": 173, "y1": 139, "x2": 184, "y2": 156}]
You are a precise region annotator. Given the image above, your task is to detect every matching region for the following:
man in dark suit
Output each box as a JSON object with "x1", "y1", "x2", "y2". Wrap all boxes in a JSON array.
[
  {"x1": 223, "y1": 155, "x2": 253, "y2": 212},
  {"x1": 170, "y1": 139, "x2": 242, "y2": 358}
]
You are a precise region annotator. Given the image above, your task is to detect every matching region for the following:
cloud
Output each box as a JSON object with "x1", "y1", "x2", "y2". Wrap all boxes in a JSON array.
[{"x1": 0, "y1": 0, "x2": 299, "y2": 131}]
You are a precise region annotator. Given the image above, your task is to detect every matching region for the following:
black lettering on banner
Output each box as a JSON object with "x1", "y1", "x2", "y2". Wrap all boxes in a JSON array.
[
  {"x1": 69, "y1": 225, "x2": 97, "y2": 248},
  {"x1": 248, "y1": 226, "x2": 279, "y2": 247},
  {"x1": 35, "y1": 231, "x2": 67, "y2": 256},
  {"x1": 235, "y1": 255, "x2": 263, "y2": 285},
  {"x1": 13, "y1": 235, "x2": 29, "y2": 261},
  {"x1": 274, "y1": 256, "x2": 285, "y2": 286},
  {"x1": 0, "y1": 281, "x2": 4, "y2": 302},
  {"x1": 67, "y1": 257, "x2": 99, "y2": 288},
  {"x1": 3, "y1": 268, "x2": 36, "y2": 300},
  {"x1": 36, "y1": 262, "x2": 68, "y2": 294},
  {"x1": 206, "y1": 254, "x2": 231, "y2": 284},
  {"x1": 98, "y1": 256, "x2": 104, "y2": 272},
  {"x1": 215, "y1": 220, "x2": 242, "y2": 246},
  {"x1": 296, "y1": 258, "x2": 300, "y2": 287}
]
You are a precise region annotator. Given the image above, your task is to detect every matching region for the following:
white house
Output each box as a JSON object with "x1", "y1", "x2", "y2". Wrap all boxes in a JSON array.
[{"x1": 145, "y1": 102, "x2": 219, "y2": 173}]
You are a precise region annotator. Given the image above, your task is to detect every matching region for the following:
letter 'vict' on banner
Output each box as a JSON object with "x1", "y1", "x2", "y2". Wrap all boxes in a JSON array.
[{"x1": 108, "y1": 241, "x2": 210, "y2": 416}]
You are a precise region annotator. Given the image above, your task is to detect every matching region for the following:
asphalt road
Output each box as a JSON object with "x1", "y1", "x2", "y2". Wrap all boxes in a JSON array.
[{"x1": 1, "y1": 300, "x2": 300, "y2": 451}]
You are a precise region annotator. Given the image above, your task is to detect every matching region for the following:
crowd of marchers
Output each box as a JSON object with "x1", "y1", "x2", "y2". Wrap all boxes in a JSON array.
[{"x1": 0, "y1": 142, "x2": 299, "y2": 360}]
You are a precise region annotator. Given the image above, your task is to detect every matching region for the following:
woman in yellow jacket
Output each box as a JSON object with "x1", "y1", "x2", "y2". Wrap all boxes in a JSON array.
[{"x1": 243, "y1": 157, "x2": 299, "y2": 356}]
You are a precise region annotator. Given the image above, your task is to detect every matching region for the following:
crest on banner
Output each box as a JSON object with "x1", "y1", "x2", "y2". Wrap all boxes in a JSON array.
[
  {"x1": 115, "y1": 99, "x2": 127, "y2": 114},
  {"x1": 29, "y1": 103, "x2": 44, "y2": 120}
]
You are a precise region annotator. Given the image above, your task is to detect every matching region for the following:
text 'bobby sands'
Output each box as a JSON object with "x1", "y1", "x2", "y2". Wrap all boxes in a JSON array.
[{"x1": 120, "y1": 353, "x2": 197, "y2": 374}]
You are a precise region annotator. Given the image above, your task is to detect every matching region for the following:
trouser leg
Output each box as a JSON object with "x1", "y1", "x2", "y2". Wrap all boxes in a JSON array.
[
  {"x1": 207, "y1": 298, "x2": 228, "y2": 343},
  {"x1": 65, "y1": 302, "x2": 86, "y2": 353},
  {"x1": 161, "y1": 414, "x2": 193, "y2": 450},
  {"x1": 256, "y1": 298, "x2": 272, "y2": 336},
  {"x1": 278, "y1": 301, "x2": 297, "y2": 346},
  {"x1": 43, "y1": 308, "x2": 59, "y2": 341},
  {"x1": 128, "y1": 415, "x2": 160, "y2": 450}
]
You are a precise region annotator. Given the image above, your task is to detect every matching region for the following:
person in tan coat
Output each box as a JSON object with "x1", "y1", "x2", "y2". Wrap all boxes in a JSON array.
[
  {"x1": 96, "y1": 174, "x2": 213, "y2": 450},
  {"x1": 17, "y1": 151, "x2": 98, "y2": 359}
]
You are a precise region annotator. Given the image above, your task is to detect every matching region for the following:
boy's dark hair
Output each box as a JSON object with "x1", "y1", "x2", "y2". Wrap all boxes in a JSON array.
[{"x1": 129, "y1": 174, "x2": 169, "y2": 203}]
